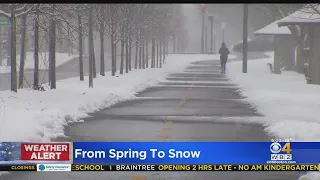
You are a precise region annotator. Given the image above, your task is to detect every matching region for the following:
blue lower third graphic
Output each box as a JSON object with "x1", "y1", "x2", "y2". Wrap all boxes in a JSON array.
[{"x1": 72, "y1": 142, "x2": 320, "y2": 164}]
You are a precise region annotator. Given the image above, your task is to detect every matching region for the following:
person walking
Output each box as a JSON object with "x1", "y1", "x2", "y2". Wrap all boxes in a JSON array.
[{"x1": 219, "y1": 42, "x2": 230, "y2": 74}]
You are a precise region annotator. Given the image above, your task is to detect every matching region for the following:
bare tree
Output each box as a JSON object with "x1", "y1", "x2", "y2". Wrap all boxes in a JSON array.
[
  {"x1": 103, "y1": 4, "x2": 121, "y2": 76},
  {"x1": 33, "y1": 5, "x2": 40, "y2": 89},
  {"x1": 18, "y1": 5, "x2": 27, "y2": 89},
  {"x1": 88, "y1": 4, "x2": 93, "y2": 87},
  {"x1": 10, "y1": 4, "x2": 17, "y2": 92},
  {"x1": 77, "y1": 9, "x2": 84, "y2": 80},
  {"x1": 96, "y1": 4, "x2": 108, "y2": 76},
  {"x1": 0, "y1": 4, "x2": 33, "y2": 92}
]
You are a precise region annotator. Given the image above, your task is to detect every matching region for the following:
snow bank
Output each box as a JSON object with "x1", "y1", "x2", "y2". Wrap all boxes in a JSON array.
[
  {"x1": 298, "y1": 172, "x2": 320, "y2": 180},
  {"x1": 0, "y1": 52, "x2": 78, "y2": 74},
  {"x1": 228, "y1": 52, "x2": 320, "y2": 141},
  {"x1": 226, "y1": 52, "x2": 320, "y2": 180},
  {"x1": 0, "y1": 54, "x2": 220, "y2": 142}
]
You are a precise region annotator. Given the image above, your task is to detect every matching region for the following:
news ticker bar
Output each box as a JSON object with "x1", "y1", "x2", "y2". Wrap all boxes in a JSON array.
[{"x1": 2, "y1": 164, "x2": 320, "y2": 171}]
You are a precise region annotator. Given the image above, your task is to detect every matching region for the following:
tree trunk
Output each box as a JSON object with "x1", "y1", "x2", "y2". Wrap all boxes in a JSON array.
[
  {"x1": 0, "y1": 27, "x2": 3, "y2": 65},
  {"x1": 7, "y1": 24, "x2": 11, "y2": 66},
  {"x1": 49, "y1": 4, "x2": 56, "y2": 89},
  {"x1": 111, "y1": 33, "x2": 115, "y2": 76},
  {"x1": 78, "y1": 14, "x2": 84, "y2": 81},
  {"x1": 163, "y1": 36, "x2": 166, "y2": 63},
  {"x1": 151, "y1": 37, "x2": 155, "y2": 68},
  {"x1": 57, "y1": 24, "x2": 63, "y2": 53},
  {"x1": 142, "y1": 42, "x2": 145, "y2": 69},
  {"x1": 156, "y1": 39, "x2": 159, "y2": 68},
  {"x1": 139, "y1": 30, "x2": 142, "y2": 69},
  {"x1": 139, "y1": 45, "x2": 142, "y2": 69},
  {"x1": 84, "y1": 36, "x2": 88, "y2": 57},
  {"x1": 111, "y1": 10, "x2": 116, "y2": 76},
  {"x1": 145, "y1": 38, "x2": 148, "y2": 68},
  {"x1": 88, "y1": 5, "x2": 94, "y2": 87},
  {"x1": 159, "y1": 38, "x2": 162, "y2": 68},
  {"x1": 135, "y1": 32, "x2": 138, "y2": 69},
  {"x1": 120, "y1": 27, "x2": 124, "y2": 74},
  {"x1": 177, "y1": 36, "x2": 180, "y2": 53},
  {"x1": 92, "y1": 42, "x2": 96, "y2": 78},
  {"x1": 100, "y1": 21, "x2": 105, "y2": 76},
  {"x1": 19, "y1": 7, "x2": 27, "y2": 89},
  {"x1": 166, "y1": 37, "x2": 168, "y2": 56},
  {"x1": 10, "y1": 5, "x2": 17, "y2": 92},
  {"x1": 120, "y1": 40, "x2": 124, "y2": 74},
  {"x1": 129, "y1": 32, "x2": 132, "y2": 71},
  {"x1": 173, "y1": 36, "x2": 176, "y2": 54},
  {"x1": 34, "y1": 7, "x2": 39, "y2": 88},
  {"x1": 125, "y1": 34, "x2": 129, "y2": 73},
  {"x1": 114, "y1": 42, "x2": 117, "y2": 73}
]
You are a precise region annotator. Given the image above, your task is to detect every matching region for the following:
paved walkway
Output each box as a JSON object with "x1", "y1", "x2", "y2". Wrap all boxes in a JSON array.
[{"x1": 3, "y1": 58, "x2": 300, "y2": 180}]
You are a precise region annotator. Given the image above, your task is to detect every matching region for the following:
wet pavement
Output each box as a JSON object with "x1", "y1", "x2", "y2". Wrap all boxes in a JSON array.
[{"x1": 1, "y1": 59, "x2": 300, "y2": 180}]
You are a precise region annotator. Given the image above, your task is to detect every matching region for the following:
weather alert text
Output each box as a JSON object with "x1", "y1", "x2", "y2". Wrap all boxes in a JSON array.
[{"x1": 21, "y1": 143, "x2": 70, "y2": 161}]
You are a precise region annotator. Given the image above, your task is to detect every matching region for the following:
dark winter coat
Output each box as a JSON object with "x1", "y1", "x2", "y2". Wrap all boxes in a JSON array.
[{"x1": 219, "y1": 43, "x2": 230, "y2": 63}]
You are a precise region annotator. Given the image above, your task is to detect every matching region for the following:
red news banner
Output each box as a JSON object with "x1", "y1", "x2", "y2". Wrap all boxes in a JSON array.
[{"x1": 20, "y1": 143, "x2": 70, "y2": 161}]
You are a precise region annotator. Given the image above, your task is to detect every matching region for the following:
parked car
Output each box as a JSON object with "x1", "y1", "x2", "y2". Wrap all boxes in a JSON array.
[{"x1": 232, "y1": 35, "x2": 275, "y2": 52}]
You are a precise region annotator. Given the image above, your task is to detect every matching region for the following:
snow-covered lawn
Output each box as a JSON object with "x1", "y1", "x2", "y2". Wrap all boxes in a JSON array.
[
  {"x1": 0, "y1": 54, "x2": 219, "y2": 142},
  {"x1": 228, "y1": 52, "x2": 320, "y2": 141},
  {"x1": 0, "y1": 52, "x2": 78, "y2": 74},
  {"x1": 227, "y1": 52, "x2": 320, "y2": 180}
]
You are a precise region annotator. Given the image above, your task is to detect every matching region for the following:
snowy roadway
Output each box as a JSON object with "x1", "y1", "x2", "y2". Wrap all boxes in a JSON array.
[{"x1": 2, "y1": 58, "x2": 300, "y2": 180}]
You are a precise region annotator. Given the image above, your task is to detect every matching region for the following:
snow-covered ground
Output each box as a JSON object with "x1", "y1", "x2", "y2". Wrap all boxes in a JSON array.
[
  {"x1": 0, "y1": 53, "x2": 221, "y2": 176},
  {"x1": 228, "y1": 52, "x2": 320, "y2": 141},
  {"x1": 0, "y1": 54, "x2": 219, "y2": 142},
  {"x1": 0, "y1": 52, "x2": 78, "y2": 74},
  {"x1": 227, "y1": 52, "x2": 320, "y2": 180}
]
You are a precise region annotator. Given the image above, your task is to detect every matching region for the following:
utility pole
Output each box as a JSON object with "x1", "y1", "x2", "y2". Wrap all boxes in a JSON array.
[
  {"x1": 205, "y1": 26, "x2": 207, "y2": 54},
  {"x1": 222, "y1": 22, "x2": 226, "y2": 43},
  {"x1": 243, "y1": 4, "x2": 248, "y2": 73},
  {"x1": 201, "y1": 4, "x2": 205, "y2": 54},
  {"x1": 208, "y1": 14, "x2": 213, "y2": 53},
  {"x1": 173, "y1": 35, "x2": 176, "y2": 54},
  {"x1": 213, "y1": 31, "x2": 216, "y2": 53}
]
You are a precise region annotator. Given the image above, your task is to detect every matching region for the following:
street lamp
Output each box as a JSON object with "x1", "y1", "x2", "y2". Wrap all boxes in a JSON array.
[
  {"x1": 222, "y1": 22, "x2": 226, "y2": 43},
  {"x1": 201, "y1": 4, "x2": 205, "y2": 54},
  {"x1": 205, "y1": 25, "x2": 207, "y2": 54},
  {"x1": 213, "y1": 29, "x2": 216, "y2": 53},
  {"x1": 208, "y1": 14, "x2": 213, "y2": 53},
  {"x1": 243, "y1": 4, "x2": 248, "y2": 73}
]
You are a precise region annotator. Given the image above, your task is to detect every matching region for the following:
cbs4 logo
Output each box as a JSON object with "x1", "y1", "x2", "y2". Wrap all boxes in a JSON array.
[{"x1": 270, "y1": 142, "x2": 292, "y2": 154}]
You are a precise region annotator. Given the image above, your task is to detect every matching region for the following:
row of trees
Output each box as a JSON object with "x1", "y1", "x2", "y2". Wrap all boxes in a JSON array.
[{"x1": 0, "y1": 4, "x2": 187, "y2": 92}]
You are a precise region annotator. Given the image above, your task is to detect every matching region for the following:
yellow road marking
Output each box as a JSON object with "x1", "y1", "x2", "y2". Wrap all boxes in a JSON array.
[
  {"x1": 158, "y1": 135, "x2": 169, "y2": 140},
  {"x1": 167, "y1": 79, "x2": 192, "y2": 116},
  {"x1": 162, "y1": 127, "x2": 172, "y2": 131},
  {"x1": 165, "y1": 120, "x2": 173, "y2": 124},
  {"x1": 133, "y1": 75, "x2": 197, "y2": 179},
  {"x1": 131, "y1": 176, "x2": 147, "y2": 180}
]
